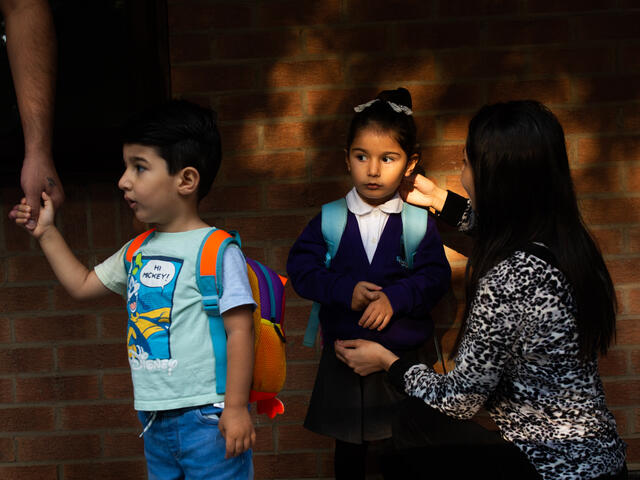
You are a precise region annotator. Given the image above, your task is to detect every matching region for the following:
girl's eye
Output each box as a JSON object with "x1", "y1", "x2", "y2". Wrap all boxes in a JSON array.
[
  {"x1": 356, "y1": 154, "x2": 367, "y2": 162},
  {"x1": 382, "y1": 156, "x2": 394, "y2": 163}
]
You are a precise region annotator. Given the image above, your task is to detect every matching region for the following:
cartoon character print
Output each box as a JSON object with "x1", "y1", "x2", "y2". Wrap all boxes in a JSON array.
[{"x1": 126, "y1": 253, "x2": 183, "y2": 365}]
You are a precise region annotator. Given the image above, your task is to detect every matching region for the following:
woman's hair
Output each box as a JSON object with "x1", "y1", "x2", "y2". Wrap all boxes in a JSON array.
[
  {"x1": 457, "y1": 100, "x2": 616, "y2": 360},
  {"x1": 346, "y1": 87, "x2": 419, "y2": 160}
]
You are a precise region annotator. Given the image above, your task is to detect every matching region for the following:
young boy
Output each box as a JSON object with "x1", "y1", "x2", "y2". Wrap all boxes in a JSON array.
[{"x1": 12, "y1": 100, "x2": 256, "y2": 479}]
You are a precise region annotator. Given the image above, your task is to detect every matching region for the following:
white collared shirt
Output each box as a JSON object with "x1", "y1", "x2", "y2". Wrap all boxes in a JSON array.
[{"x1": 345, "y1": 187, "x2": 403, "y2": 263}]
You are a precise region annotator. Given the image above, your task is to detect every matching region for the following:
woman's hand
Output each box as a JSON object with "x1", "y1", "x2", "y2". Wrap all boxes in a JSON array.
[
  {"x1": 335, "y1": 339, "x2": 399, "y2": 376},
  {"x1": 400, "y1": 174, "x2": 448, "y2": 213}
]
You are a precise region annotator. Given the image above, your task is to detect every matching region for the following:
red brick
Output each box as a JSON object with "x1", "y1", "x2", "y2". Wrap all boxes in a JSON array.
[
  {"x1": 347, "y1": 55, "x2": 436, "y2": 85},
  {"x1": 305, "y1": 26, "x2": 389, "y2": 55},
  {"x1": 309, "y1": 149, "x2": 351, "y2": 178},
  {"x1": 599, "y1": 349, "x2": 628, "y2": 376},
  {"x1": 622, "y1": 104, "x2": 640, "y2": 132},
  {"x1": 347, "y1": 0, "x2": 433, "y2": 22},
  {"x1": 572, "y1": 75, "x2": 640, "y2": 103},
  {"x1": 525, "y1": 0, "x2": 614, "y2": 12},
  {"x1": 620, "y1": 45, "x2": 640, "y2": 74},
  {"x1": 273, "y1": 393, "x2": 311, "y2": 423},
  {"x1": 627, "y1": 164, "x2": 640, "y2": 192},
  {"x1": 421, "y1": 145, "x2": 465, "y2": 173},
  {"x1": 0, "y1": 286, "x2": 50, "y2": 312},
  {"x1": 267, "y1": 59, "x2": 343, "y2": 88},
  {"x1": 284, "y1": 304, "x2": 313, "y2": 333},
  {"x1": 168, "y1": 3, "x2": 253, "y2": 31},
  {"x1": 0, "y1": 407, "x2": 54, "y2": 431},
  {"x1": 252, "y1": 425, "x2": 274, "y2": 452},
  {"x1": 254, "y1": 452, "x2": 320, "y2": 478},
  {"x1": 218, "y1": 124, "x2": 259, "y2": 153},
  {"x1": 60, "y1": 403, "x2": 137, "y2": 430},
  {"x1": 616, "y1": 319, "x2": 640, "y2": 345},
  {"x1": 171, "y1": 64, "x2": 256, "y2": 94},
  {"x1": 487, "y1": 78, "x2": 571, "y2": 105},
  {"x1": 577, "y1": 137, "x2": 640, "y2": 165},
  {"x1": 438, "y1": 0, "x2": 519, "y2": 16},
  {"x1": 169, "y1": 33, "x2": 211, "y2": 63},
  {"x1": 266, "y1": 180, "x2": 352, "y2": 210},
  {"x1": 263, "y1": 119, "x2": 349, "y2": 150},
  {"x1": 53, "y1": 284, "x2": 122, "y2": 310},
  {"x1": 212, "y1": 215, "x2": 311, "y2": 244},
  {"x1": 220, "y1": 152, "x2": 306, "y2": 182},
  {"x1": 89, "y1": 183, "x2": 119, "y2": 249},
  {"x1": 57, "y1": 343, "x2": 127, "y2": 371},
  {"x1": 0, "y1": 347, "x2": 53, "y2": 374},
  {"x1": 440, "y1": 114, "x2": 472, "y2": 141},
  {"x1": 17, "y1": 434, "x2": 100, "y2": 461},
  {"x1": 603, "y1": 379, "x2": 640, "y2": 406},
  {"x1": 100, "y1": 311, "x2": 129, "y2": 339},
  {"x1": 397, "y1": 21, "x2": 482, "y2": 51},
  {"x1": 573, "y1": 165, "x2": 621, "y2": 195},
  {"x1": 629, "y1": 288, "x2": 640, "y2": 314},
  {"x1": 14, "y1": 314, "x2": 98, "y2": 342},
  {"x1": 0, "y1": 437, "x2": 15, "y2": 462},
  {"x1": 278, "y1": 424, "x2": 332, "y2": 451},
  {"x1": 103, "y1": 373, "x2": 134, "y2": 399},
  {"x1": 579, "y1": 197, "x2": 640, "y2": 225},
  {"x1": 610, "y1": 408, "x2": 628, "y2": 435},
  {"x1": 411, "y1": 83, "x2": 484, "y2": 112},
  {"x1": 283, "y1": 362, "x2": 318, "y2": 392},
  {"x1": 59, "y1": 185, "x2": 89, "y2": 250},
  {"x1": 633, "y1": 350, "x2": 640, "y2": 375},
  {"x1": 0, "y1": 466, "x2": 57, "y2": 480},
  {"x1": 436, "y1": 49, "x2": 527, "y2": 80},
  {"x1": 529, "y1": 47, "x2": 615, "y2": 75},
  {"x1": 554, "y1": 106, "x2": 620, "y2": 136},
  {"x1": 0, "y1": 378, "x2": 13, "y2": 403},
  {"x1": 63, "y1": 460, "x2": 147, "y2": 480},
  {"x1": 256, "y1": 0, "x2": 341, "y2": 27},
  {"x1": 486, "y1": 18, "x2": 569, "y2": 46},
  {"x1": 285, "y1": 334, "x2": 321, "y2": 362},
  {"x1": 0, "y1": 317, "x2": 11, "y2": 343},
  {"x1": 589, "y1": 227, "x2": 623, "y2": 255},
  {"x1": 103, "y1": 432, "x2": 144, "y2": 457},
  {"x1": 575, "y1": 13, "x2": 640, "y2": 41},
  {"x1": 200, "y1": 185, "x2": 262, "y2": 213},
  {"x1": 6, "y1": 254, "x2": 54, "y2": 282},
  {"x1": 214, "y1": 30, "x2": 302, "y2": 59},
  {"x1": 625, "y1": 436, "x2": 640, "y2": 464},
  {"x1": 606, "y1": 257, "x2": 640, "y2": 285},
  {"x1": 16, "y1": 375, "x2": 100, "y2": 403},
  {"x1": 217, "y1": 91, "x2": 303, "y2": 122},
  {"x1": 305, "y1": 87, "x2": 379, "y2": 117}
]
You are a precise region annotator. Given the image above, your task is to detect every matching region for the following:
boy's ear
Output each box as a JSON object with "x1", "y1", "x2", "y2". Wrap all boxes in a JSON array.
[
  {"x1": 404, "y1": 154, "x2": 419, "y2": 177},
  {"x1": 176, "y1": 167, "x2": 200, "y2": 196}
]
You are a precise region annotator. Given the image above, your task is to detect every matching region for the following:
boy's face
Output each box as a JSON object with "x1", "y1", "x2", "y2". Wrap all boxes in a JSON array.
[
  {"x1": 345, "y1": 127, "x2": 417, "y2": 206},
  {"x1": 118, "y1": 144, "x2": 180, "y2": 226}
]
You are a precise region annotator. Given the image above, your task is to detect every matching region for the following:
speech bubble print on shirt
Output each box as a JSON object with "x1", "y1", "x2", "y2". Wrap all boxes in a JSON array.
[{"x1": 140, "y1": 260, "x2": 176, "y2": 289}]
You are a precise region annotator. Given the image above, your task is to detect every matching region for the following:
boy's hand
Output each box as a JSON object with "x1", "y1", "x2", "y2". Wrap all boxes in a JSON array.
[
  {"x1": 218, "y1": 405, "x2": 256, "y2": 459},
  {"x1": 358, "y1": 292, "x2": 393, "y2": 331},
  {"x1": 351, "y1": 281, "x2": 382, "y2": 311},
  {"x1": 11, "y1": 192, "x2": 56, "y2": 239}
]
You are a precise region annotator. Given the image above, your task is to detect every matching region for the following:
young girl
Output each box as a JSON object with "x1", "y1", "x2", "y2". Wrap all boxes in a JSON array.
[
  {"x1": 287, "y1": 88, "x2": 451, "y2": 479},
  {"x1": 335, "y1": 100, "x2": 628, "y2": 479}
]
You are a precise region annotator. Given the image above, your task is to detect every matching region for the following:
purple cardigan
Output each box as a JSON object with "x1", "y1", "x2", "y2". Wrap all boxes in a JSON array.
[{"x1": 287, "y1": 208, "x2": 451, "y2": 352}]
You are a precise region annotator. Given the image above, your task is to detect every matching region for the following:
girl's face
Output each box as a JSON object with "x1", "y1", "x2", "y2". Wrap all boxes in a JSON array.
[
  {"x1": 345, "y1": 127, "x2": 417, "y2": 206},
  {"x1": 461, "y1": 148, "x2": 475, "y2": 208}
]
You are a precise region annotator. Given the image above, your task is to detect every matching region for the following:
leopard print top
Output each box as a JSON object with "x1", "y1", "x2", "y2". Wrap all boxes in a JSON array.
[{"x1": 399, "y1": 198, "x2": 626, "y2": 479}]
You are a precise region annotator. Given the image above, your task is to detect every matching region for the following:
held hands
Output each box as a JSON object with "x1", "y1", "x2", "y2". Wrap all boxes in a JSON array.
[
  {"x1": 335, "y1": 339, "x2": 399, "y2": 376},
  {"x1": 11, "y1": 192, "x2": 56, "y2": 239},
  {"x1": 218, "y1": 405, "x2": 256, "y2": 459},
  {"x1": 351, "y1": 281, "x2": 394, "y2": 331},
  {"x1": 400, "y1": 173, "x2": 447, "y2": 213}
]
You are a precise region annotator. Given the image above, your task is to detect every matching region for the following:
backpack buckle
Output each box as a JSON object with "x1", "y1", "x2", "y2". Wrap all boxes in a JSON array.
[{"x1": 202, "y1": 295, "x2": 221, "y2": 317}]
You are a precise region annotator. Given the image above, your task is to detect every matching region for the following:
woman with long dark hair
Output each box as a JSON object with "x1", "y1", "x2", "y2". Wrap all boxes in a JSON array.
[{"x1": 334, "y1": 100, "x2": 627, "y2": 479}]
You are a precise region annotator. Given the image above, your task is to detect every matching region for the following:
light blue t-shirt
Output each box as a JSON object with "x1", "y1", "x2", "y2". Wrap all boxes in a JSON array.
[{"x1": 94, "y1": 227, "x2": 256, "y2": 411}]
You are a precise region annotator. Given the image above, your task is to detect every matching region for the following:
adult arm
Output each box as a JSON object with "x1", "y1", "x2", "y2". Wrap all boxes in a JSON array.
[
  {"x1": 2, "y1": 0, "x2": 63, "y2": 227},
  {"x1": 286, "y1": 214, "x2": 358, "y2": 310}
]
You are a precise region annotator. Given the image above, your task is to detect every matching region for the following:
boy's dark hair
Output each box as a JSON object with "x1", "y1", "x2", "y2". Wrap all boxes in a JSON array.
[
  {"x1": 346, "y1": 87, "x2": 419, "y2": 160},
  {"x1": 122, "y1": 99, "x2": 222, "y2": 201},
  {"x1": 457, "y1": 100, "x2": 616, "y2": 360}
]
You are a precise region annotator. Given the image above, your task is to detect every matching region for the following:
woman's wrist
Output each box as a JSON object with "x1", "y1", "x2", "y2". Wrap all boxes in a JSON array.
[
  {"x1": 432, "y1": 187, "x2": 448, "y2": 213},
  {"x1": 381, "y1": 349, "x2": 399, "y2": 371}
]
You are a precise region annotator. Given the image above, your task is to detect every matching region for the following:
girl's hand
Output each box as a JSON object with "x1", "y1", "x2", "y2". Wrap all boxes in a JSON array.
[
  {"x1": 359, "y1": 292, "x2": 393, "y2": 331},
  {"x1": 335, "y1": 339, "x2": 399, "y2": 376},
  {"x1": 10, "y1": 192, "x2": 55, "y2": 239},
  {"x1": 400, "y1": 174, "x2": 448, "y2": 213},
  {"x1": 351, "y1": 281, "x2": 382, "y2": 311}
]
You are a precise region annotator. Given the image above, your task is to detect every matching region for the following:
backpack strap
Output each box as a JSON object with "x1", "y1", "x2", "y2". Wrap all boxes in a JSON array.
[
  {"x1": 196, "y1": 228, "x2": 241, "y2": 395},
  {"x1": 303, "y1": 198, "x2": 348, "y2": 347},
  {"x1": 123, "y1": 229, "x2": 156, "y2": 273},
  {"x1": 400, "y1": 203, "x2": 429, "y2": 269}
]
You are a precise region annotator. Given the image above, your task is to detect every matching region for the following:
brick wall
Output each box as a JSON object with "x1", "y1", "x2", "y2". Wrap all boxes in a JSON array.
[{"x1": 0, "y1": 0, "x2": 639, "y2": 478}]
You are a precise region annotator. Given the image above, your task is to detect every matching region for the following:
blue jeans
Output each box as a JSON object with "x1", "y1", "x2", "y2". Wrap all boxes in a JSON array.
[{"x1": 138, "y1": 405, "x2": 253, "y2": 480}]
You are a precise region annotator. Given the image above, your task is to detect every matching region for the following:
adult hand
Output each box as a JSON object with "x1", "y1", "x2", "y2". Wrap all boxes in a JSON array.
[
  {"x1": 400, "y1": 174, "x2": 447, "y2": 213},
  {"x1": 359, "y1": 292, "x2": 393, "y2": 331},
  {"x1": 9, "y1": 152, "x2": 64, "y2": 229},
  {"x1": 351, "y1": 281, "x2": 382, "y2": 311},
  {"x1": 335, "y1": 339, "x2": 399, "y2": 376}
]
